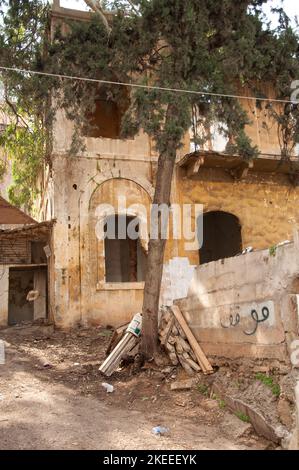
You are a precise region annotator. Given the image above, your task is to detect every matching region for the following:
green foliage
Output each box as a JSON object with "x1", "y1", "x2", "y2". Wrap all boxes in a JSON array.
[
  {"x1": 0, "y1": 156, "x2": 6, "y2": 181},
  {"x1": 0, "y1": 0, "x2": 52, "y2": 208},
  {"x1": 255, "y1": 372, "x2": 281, "y2": 397},
  {"x1": 0, "y1": 0, "x2": 299, "y2": 208},
  {"x1": 235, "y1": 411, "x2": 250, "y2": 423},
  {"x1": 2, "y1": 120, "x2": 46, "y2": 209},
  {"x1": 197, "y1": 383, "x2": 209, "y2": 396},
  {"x1": 210, "y1": 392, "x2": 226, "y2": 408},
  {"x1": 269, "y1": 245, "x2": 277, "y2": 257},
  {"x1": 218, "y1": 399, "x2": 226, "y2": 410}
]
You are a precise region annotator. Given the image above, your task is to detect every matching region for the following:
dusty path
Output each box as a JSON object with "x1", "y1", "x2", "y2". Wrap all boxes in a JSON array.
[
  {"x1": 0, "y1": 325, "x2": 270, "y2": 450},
  {"x1": 0, "y1": 374, "x2": 254, "y2": 450}
]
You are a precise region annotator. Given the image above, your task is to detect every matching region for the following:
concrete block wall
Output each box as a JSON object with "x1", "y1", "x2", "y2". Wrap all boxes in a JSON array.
[
  {"x1": 160, "y1": 257, "x2": 196, "y2": 307},
  {"x1": 177, "y1": 241, "x2": 299, "y2": 361}
]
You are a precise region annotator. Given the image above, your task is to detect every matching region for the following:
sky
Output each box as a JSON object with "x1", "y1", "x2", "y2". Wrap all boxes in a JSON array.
[{"x1": 62, "y1": 0, "x2": 299, "y2": 25}]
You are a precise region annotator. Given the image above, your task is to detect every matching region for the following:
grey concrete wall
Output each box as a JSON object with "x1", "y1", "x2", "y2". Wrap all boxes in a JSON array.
[{"x1": 177, "y1": 240, "x2": 299, "y2": 361}]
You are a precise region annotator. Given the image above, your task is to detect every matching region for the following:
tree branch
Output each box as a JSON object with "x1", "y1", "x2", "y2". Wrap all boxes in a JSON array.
[{"x1": 84, "y1": 0, "x2": 111, "y2": 34}]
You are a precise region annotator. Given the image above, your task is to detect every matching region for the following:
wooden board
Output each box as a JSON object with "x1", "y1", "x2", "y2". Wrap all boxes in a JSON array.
[
  {"x1": 171, "y1": 305, "x2": 213, "y2": 375},
  {"x1": 106, "y1": 322, "x2": 129, "y2": 356},
  {"x1": 99, "y1": 332, "x2": 138, "y2": 376}
]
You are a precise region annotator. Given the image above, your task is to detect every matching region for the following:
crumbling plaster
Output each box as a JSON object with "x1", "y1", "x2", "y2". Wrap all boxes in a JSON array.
[{"x1": 42, "y1": 70, "x2": 299, "y2": 329}]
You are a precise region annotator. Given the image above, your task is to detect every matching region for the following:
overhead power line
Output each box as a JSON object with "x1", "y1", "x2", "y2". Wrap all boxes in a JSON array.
[{"x1": 0, "y1": 65, "x2": 297, "y2": 105}]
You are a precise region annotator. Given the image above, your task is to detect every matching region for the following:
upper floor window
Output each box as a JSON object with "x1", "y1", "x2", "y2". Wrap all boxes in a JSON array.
[{"x1": 84, "y1": 86, "x2": 129, "y2": 139}]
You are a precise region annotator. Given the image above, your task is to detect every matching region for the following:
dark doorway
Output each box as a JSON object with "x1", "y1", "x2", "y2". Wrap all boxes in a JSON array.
[
  {"x1": 8, "y1": 267, "x2": 48, "y2": 326},
  {"x1": 104, "y1": 215, "x2": 147, "y2": 282},
  {"x1": 199, "y1": 211, "x2": 242, "y2": 264},
  {"x1": 8, "y1": 269, "x2": 34, "y2": 325}
]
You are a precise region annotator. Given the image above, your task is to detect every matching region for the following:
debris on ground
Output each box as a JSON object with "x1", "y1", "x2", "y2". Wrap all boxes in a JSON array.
[
  {"x1": 102, "y1": 382, "x2": 114, "y2": 393},
  {"x1": 0, "y1": 321, "x2": 295, "y2": 449},
  {"x1": 152, "y1": 426, "x2": 169, "y2": 436},
  {"x1": 170, "y1": 378, "x2": 198, "y2": 391},
  {"x1": 99, "y1": 313, "x2": 142, "y2": 377},
  {"x1": 159, "y1": 305, "x2": 213, "y2": 375}
]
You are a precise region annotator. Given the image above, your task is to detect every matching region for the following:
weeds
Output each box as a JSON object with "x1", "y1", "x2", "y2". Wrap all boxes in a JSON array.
[
  {"x1": 235, "y1": 411, "x2": 250, "y2": 423},
  {"x1": 197, "y1": 384, "x2": 209, "y2": 396},
  {"x1": 255, "y1": 373, "x2": 280, "y2": 397},
  {"x1": 269, "y1": 245, "x2": 277, "y2": 257}
]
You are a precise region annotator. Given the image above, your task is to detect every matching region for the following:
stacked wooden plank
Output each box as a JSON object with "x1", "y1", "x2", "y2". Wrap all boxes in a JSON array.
[{"x1": 159, "y1": 305, "x2": 214, "y2": 376}]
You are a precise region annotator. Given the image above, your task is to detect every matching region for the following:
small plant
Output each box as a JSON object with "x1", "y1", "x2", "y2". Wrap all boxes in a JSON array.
[
  {"x1": 235, "y1": 411, "x2": 250, "y2": 423},
  {"x1": 218, "y1": 399, "x2": 226, "y2": 409},
  {"x1": 197, "y1": 384, "x2": 209, "y2": 396},
  {"x1": 269, "y1": 245, "x2": 277, "y2": 257},
  {"x1": 255, "y1": 373, "x2": 281, "y2": 398},
  {"x1": 210, "y1": 392, "x2": 226, "y2": 409}
]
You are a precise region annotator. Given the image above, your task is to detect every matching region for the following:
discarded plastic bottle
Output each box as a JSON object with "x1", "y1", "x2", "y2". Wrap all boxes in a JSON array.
[
  {"x1": 152, "y1": 426, "x2": 169, "y2": 436},
  {"x1": 126, "y1": 313, "x2": 142, "y2": 337},
  {"x1": 101, "y1": 382, "x2": 114, "y2": 393}
]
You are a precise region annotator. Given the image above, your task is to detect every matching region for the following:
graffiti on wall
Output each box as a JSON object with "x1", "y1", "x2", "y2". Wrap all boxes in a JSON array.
[{"x1": 220, "y1": 301, "x2": 273, "y2": 336}]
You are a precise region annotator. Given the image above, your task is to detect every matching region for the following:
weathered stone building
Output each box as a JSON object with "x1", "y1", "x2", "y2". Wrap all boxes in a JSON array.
[{"x1": 32, "y1": 2, "x2": 299, "y2": 332}]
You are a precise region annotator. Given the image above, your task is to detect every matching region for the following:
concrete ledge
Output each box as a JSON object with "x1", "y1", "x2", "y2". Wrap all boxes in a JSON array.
[
  {"x1": 197, "y1": 341, "x2": 288, "y2": 362},
  {"x1": 96, "y1": 282, "x2": 145, "y2": 291}
]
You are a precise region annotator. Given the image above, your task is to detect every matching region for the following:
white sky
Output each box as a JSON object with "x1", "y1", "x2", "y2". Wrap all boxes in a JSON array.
[{"x1": 62, "y1": 0, "x2": 299, "y2": 24}]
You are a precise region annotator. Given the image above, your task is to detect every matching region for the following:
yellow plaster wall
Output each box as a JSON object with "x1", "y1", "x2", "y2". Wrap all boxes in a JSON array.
[{"x1": 175, "y1": 169, "x2": 299, "y2": 266}]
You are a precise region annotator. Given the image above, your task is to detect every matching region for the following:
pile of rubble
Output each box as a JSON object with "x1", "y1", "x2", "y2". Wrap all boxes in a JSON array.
[{"x1": 99, "y1": 305, "x2": 213, "y2": 377}]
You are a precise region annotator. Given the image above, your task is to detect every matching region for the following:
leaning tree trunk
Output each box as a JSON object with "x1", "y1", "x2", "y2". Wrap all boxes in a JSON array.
[{"x1": 141, "y1": 140, "x2": 177, "y2": 359}]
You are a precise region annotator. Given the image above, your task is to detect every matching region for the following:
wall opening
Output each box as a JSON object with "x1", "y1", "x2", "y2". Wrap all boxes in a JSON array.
[
  {"x1": 199, "y1": 211, "x2": 242, "y2": 264},
  {"x1": 31, "y1": 242, "x2": 47, "y2": 264},
  {"x1": 8, "y1": 267, "x2": 48, "y2": 326},
  {"x1": 83, "y1": 86, "x2": 129, "y2": 139},
  {"x1": 104, "y1": 215, "x2": 147, "y2": 282}
]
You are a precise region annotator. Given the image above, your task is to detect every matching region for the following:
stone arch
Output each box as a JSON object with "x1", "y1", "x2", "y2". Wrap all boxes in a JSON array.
[
  {"x1": 88, "y1": 178, "x2": 152, "y2": 285},
  {"x1": 86, "y1": 166, "x2": 155, "y2": 205}
]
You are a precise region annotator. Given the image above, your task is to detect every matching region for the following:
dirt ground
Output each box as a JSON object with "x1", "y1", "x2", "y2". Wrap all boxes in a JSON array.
[{"x1": 0, "y1": 324, "x2": 276, "y2": 450}]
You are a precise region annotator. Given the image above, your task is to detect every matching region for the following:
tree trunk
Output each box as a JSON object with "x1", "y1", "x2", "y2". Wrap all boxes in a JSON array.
[{"x1": 141, "y1": 141, "x2": 177, "y2": 358}]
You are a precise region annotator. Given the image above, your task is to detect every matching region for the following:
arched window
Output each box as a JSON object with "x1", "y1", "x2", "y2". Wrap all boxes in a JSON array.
[
  {"x1": 104, "y1": 215, "x2": 147, "y2": 282},
  {"x1": 199, "y1": 211, "x2": 242, "y2": 264}
]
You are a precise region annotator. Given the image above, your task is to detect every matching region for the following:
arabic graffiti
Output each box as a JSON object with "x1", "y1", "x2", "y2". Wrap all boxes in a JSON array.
[
  {"x1": 221, "y1": 314, "x2": 240, "y2": 329},
  {"x1": 221, "y1": 306, "x2": 270, "y2": 336},
  {"x1": 243, "y1": 307, "x2": 270, "y2": 336}
]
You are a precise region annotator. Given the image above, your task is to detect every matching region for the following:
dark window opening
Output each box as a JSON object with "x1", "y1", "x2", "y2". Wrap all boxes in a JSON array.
[
  {"x1": 84, "y1": 86, "x2": 129, "y2": 139},
  {"x1": 31, "y1": 242, "x2": 47, "y2": 264},
  {"x1": 199, "y1": 211, "x2": 242, "y2": 264},
  {"x1": 104, "y1": 215, "x2": 147, "y2": 282}
]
